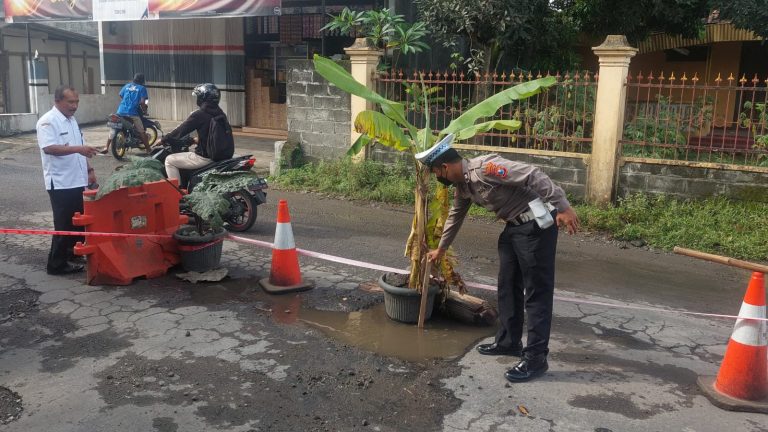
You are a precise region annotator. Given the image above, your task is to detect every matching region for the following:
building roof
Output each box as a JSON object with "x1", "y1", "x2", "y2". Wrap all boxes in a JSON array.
[{"x1": 637, "y1": 22, "x2": 761, "y2": 54}]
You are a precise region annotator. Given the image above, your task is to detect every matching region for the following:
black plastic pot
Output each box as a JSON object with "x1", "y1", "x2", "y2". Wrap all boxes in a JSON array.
[
  {"x1": 378, "y1": 273, "x2": 440, "y2": 324},
  {"x1": 173, "y1": 225, "x2": 227, "y2": 272}
]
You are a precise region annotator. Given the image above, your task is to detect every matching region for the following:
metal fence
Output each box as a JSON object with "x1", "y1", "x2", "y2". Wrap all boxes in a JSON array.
[
  {"x1": 372, "y1": 70, "x2": 598, "y2": 155},
  {"x1": 622, "y1": 72, "x2": 768, "y2": 167}
]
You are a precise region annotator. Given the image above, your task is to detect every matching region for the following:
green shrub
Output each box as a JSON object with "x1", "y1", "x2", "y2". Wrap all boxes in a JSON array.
[
  {"x1": 274, "y1": 159, "x2": 416, "y2": 205},
  {"x1": 575, "y1": 194, "x2": 768, "y2": 261}
]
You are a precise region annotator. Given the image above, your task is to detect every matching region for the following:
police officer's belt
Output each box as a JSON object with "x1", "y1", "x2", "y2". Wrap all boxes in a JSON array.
[{"x1": 508, "y1": 202, "x2": 556, "y2": 226}]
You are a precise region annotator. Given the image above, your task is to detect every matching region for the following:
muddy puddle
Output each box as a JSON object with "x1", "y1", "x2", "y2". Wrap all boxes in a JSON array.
[{"x1": 188, "y1": 278, "x2": 495, "y2": 363}]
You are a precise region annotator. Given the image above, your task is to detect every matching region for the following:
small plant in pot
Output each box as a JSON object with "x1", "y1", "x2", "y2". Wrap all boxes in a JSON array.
[
  {"x1": 174, "y1": 170, "x2": 263, "y2": 272},
  {"x1": 173, "y1": 190, "x2": 230, "y2": 273}
]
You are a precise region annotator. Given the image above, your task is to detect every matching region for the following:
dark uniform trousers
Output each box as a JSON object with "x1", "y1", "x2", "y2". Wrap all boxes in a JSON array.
[
  {"x1": 47, "y1": 185, "x2": 84, "y2": 273},
  {"x1": 495, "y1": 213, "x2": 558, "y2": 358}
]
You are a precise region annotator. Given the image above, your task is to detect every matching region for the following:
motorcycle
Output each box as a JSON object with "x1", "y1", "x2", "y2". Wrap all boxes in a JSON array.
[
  {"x1": 150, "y1": 136, "x2": 268, "y2": 232},
  {"x1": 106, "y1": 113, "x2": 163, "y2": 161}
]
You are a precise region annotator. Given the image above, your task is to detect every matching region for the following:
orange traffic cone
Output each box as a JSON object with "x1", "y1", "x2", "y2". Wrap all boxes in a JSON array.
[
  {"x1": 259, "y1": 200, "x2": 313, "y2": 294},
  {"x1": 698, "y1": 272, "x2": 768, "y2": 413}
]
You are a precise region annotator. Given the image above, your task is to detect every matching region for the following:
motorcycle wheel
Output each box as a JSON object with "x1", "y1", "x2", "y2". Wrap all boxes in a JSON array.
[
  {"x1": 112, "y1": 131, "x2": 128, "y2": 161},
  {"x1": 225, "y1": 190, "x2": 258, "y2": 232},
  {"x1": 146, "y1": 126, "x2": 158, "y2": 147}
]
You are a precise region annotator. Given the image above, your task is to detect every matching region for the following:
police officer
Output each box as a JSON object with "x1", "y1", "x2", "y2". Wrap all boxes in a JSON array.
[{"x1": 422, "y1": 134, "x2": 579, "y2": 382}]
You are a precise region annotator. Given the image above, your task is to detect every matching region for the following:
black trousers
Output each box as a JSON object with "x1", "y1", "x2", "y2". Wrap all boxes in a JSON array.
[
  {"x1": 47, "y1": 186, "x2": 84, "y2": 273},
  {"x1": 494, "y1": 215, "x2": 558, "y2": 358}
]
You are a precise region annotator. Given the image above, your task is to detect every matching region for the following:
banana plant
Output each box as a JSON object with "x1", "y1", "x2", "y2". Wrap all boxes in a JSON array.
[{"x1": 313, "y1": 54, "x2": 556, "y2": 292}]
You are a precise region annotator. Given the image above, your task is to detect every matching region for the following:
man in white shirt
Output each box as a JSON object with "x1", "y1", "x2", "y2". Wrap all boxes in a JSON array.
[{"x1": 36, "y1": 86, "x2": 98, "y2": 275}]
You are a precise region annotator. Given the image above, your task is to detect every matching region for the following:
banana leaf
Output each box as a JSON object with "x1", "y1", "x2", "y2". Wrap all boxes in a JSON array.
[
  {"x1": 353, "y1": 110, "x2": 411, "y2": 151},
  {"x1": 440, "y1": 76, "x2": 556, "y2": 138},
  {"x1": 417, "y1": 128, "x2": 436, "y2": 153},
  {"x1": 313, "y1": 55, "x2": 417, "y2": 138},
  {"x1": 454, "y1": 120, "x2": 523, "y2": 141},
  {"x1": 347, "y1": 134, "x2": 372, "y2": 157}
]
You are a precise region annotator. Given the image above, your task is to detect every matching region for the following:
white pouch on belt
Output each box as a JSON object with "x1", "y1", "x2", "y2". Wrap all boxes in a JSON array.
[{"x1": 528, "y1": 198, "x2": 554, "y2": 229}]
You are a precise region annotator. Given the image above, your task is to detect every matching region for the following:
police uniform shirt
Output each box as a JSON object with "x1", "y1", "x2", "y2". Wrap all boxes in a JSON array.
[
  {"x1": 36, "y1": 107, "x2": 88, "y2": 190},
  {"x1": 438, "y1": 154, "x2": 571, "y2": 250}
]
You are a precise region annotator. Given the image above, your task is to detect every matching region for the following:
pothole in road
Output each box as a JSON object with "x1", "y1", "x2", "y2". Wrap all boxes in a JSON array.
[
  {"x1": 0, "y1": 286, "x2": 39, "y2": 325},
  {"x1": 188, "y1": 277, "x2": 495, "y2": 363},
  {"x1": 0, "y1": 386, "x2": 23, "y2": 425},
  {"x1": 297, "y1": 305, "x2": 494, "y2": 363}
]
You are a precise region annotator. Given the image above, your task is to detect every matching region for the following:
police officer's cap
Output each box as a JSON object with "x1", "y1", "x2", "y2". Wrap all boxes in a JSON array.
[{"x1": 415, "y1": 133, "x2": 458, "y2": 168}]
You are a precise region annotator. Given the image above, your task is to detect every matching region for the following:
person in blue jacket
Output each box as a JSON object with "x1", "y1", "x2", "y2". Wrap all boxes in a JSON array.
[{"x1": 102, "y1": 73, "x2": 149, "y2": 154}]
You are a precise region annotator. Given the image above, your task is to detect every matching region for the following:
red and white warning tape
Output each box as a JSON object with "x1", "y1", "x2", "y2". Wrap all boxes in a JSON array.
[
  {"x1": 224, "y1": 234, "x2": 768, "y2": 323},
  {"x1": 0, "y1": 228, "x2": 765, "y2": 322},
  {"x1": 0, "y1": 228, "x2": 171, "y2": 239}
]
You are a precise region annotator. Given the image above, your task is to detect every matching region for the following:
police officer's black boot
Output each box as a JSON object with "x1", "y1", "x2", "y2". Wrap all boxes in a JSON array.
[
  {"x1": 476, "y1": 342, "x2": 523, "y2": 357},
  {"x1": 504, "y1": 353, "x2": 548, "y2": 382}
]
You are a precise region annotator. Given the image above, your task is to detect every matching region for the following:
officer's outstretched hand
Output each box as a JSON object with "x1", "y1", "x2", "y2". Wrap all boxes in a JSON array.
[
  {"x1": 426, "y1": 248, "x2": 446, "y2": 263},
  {"x1": 556, "y1": 207, "x2": 580, "y2": 235}
]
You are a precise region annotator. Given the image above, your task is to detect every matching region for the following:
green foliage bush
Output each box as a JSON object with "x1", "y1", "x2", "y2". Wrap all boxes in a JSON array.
[
  {"x1": 275, "y1": 158, "x2": 416, "y2": 205},
  {"x1": 575, "y1": 194, "x2": 768, "y2": 261},
  {"x1": 96, "y1": 157, "x2": 165, "y2": 199}
]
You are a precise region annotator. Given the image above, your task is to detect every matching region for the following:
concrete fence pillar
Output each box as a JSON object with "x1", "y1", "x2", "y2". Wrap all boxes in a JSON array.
[
  {"x1": 344, "y1": 38, "x2": 382, "y2": 161},
  {"x1": 587, "y1": 35, "x2": 637, "y2": 204}
]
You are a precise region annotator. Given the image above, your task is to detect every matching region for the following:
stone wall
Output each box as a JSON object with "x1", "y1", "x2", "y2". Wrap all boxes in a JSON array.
[
  {"x1": 0, "y1": 92, "x2": 122, "y2": 136},
  {"x1": 286, "y1": 59, "x2": 351, "y2": 160},
  {"x1": 0, "y1": 114, "x2": 38, "y2": 136},
  {"x1": 501, "y1": 153, "x2": 588, "y2": 201},
  {"x1": 619, "y1": 162, "x2": 768, "y2": 202}
]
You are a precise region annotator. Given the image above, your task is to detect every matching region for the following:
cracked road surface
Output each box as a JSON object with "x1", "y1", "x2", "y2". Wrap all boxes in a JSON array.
[{"x1": 1, "y1": 128, "x2": 766, "y2": 431}]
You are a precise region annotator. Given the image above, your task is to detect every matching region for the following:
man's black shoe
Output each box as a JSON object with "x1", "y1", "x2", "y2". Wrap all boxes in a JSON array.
[
  {"x1": 476, "y1": 342, "x2": 522, "y2": 357},
  {"x1": 505, "y1": 355, "x2": 548, "y2": 382},
  {"x1": 47, "y1": 263, "x2": 84, "y2": 275},
  {"x1": 68, "y1": 256, "x2": 87, "y2": 265}
]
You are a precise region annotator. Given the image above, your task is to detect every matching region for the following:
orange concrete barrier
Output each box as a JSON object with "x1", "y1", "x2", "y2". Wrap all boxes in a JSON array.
[{"x1": 73, "y1": 180, "x2": 187, "y2": 285}]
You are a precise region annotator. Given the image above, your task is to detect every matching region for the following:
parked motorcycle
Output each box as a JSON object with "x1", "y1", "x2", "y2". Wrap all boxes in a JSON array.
[
  {"x1": 150, "y1": 136, "x2": 268, "y2": 232},
  {"x1": 106, "y1": 113, "x2": 163, "y2": 161}
]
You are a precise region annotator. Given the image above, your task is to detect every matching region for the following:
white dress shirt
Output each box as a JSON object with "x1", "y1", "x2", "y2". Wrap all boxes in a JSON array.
[{"x1": 36, "y1": 107, "x2": 88, "y2": 190}]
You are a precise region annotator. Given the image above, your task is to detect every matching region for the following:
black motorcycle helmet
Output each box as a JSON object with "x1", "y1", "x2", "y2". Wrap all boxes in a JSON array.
[{"x1": 192, "y1": 83, "x2": 220, "y2": 107}]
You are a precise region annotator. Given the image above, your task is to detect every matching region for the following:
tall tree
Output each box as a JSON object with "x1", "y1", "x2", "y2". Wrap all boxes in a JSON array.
[
  {"x1": 416, "y1": 0, "x2": 511, "y2": 75},
  {"x1": 562, "y1": 0, "x2": 710, "y2": 43},
  {"x1": 416, "y1": 0, "x2": 579, "y2": 73},
  {"x1": 715, "y1": 0, "x2": 768, "y2": 38}
]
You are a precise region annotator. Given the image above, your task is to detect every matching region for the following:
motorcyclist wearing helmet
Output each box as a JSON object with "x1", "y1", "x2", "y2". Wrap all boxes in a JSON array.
[{"x1": 159, "y1": 83, "x2": 235, "y2": 181}]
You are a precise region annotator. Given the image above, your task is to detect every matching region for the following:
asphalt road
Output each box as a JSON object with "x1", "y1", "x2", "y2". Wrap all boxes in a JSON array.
[{"x1": 0, "y1": 125, "x2": 766, "y2": 431}]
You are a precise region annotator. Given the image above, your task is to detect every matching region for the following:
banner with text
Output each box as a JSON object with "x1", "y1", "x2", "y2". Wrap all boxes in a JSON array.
[
  {"x1": 4, "y1": 0, "x2": 279, "y2": 22},
  {"x1": 148, "y1": 0, "x2": 280, "y2": 19},
  {"x1": 93, "y1": 0, "x2": 149, "y2": 21}
]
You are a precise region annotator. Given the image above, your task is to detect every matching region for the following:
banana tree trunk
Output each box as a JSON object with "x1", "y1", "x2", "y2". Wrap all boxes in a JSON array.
[{"x1": 407, "y1": 167, "x2": 430, "y2": 290}]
